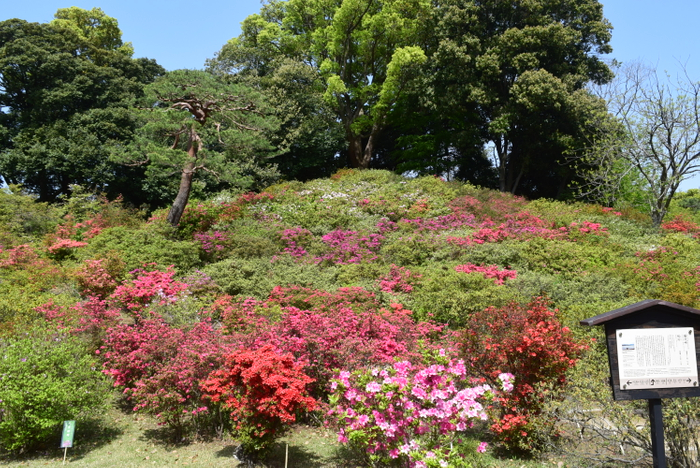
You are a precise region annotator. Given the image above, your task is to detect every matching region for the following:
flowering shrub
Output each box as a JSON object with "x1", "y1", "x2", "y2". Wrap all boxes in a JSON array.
[
  {"x1": 194, "y1": 230, "x2": 230, "y2": 257},
  {"x1": 661, "y1": 215, "x2": 700, "y2": 237},
  {"x1": 444, "y1": 216, "x2": 607, "y2": 248},
  {"x1": 267, "y1": 285, "x2": 381, "y2": 314},
  {"x1": 201, "y1": 346, "x2": 316, "y2": 455},
  {"x1": 278, "y1": 227, "x2": 314, "y2": 258},
  {"x1": 102, "y1": 319, "x2": 231, "y2": 436},
  {"x1": 43, "y1": 210, "x2": 115, "y2": 260},
  {"x1": 110, "y1": 265, "x2": 188, "y2": 317},
  {"x1": 449, "y1": 192, "x2": 528, "y2": 223},
  {"x1": 0, "y1": 244, "x2": 41, "y2": 269},
  {"x1": 0, "y1": 244, "x2": 66, "y2": 296},
  {"x1": 46, "y1": 238, "x2": 88, "y2": 260},
  {"x1": 214, "y1": 287, "x2": 448, "y2": 395},
  {"x1": 37, "y1": 297, "x2": 120, "y2": 348},
  {"x1": 378, "y1": 264, "x2": 423, "y2": 294},
  {"x1": 396, "y1": 213, "x2": 479, "y2": 232},
  {"x1": 73, "y1": 255, "x2": 126, "y2": 298},
  {"x1": 455, "y1": 263, "x2": 517, "y2": 285},
  {"x1": 316, "y1": 229, "x2": 384, "y2": 264},
  {"x1": 329, "y1": 352, "x2": 514, "y2": 467},
  {"x1": 461, "y1": 297, "x2": 588, "y2": 453}
]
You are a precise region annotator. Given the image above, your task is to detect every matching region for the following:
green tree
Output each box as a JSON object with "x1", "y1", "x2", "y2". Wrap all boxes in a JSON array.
[
  {"x1": 428, "y1": 0, "x2": 613, "y2": 196},
  {"x1": 113, "y1": 70, "x2": 279, "y2": 226},
  {"x1": 0, "y1": 11, "x2": 163, "y2": 202},
  {"x1": 213, "y1": 0, "x2": 430, "y2": 169},
  {"x1": 208, "y1": 31, "x2": 346, "y2": 181},
  {"x1": 51, "y1": 6, "x2": 135, "y2": 60}
]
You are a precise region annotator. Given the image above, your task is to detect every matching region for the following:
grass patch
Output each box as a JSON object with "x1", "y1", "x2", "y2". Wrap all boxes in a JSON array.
[{"x1": 0, "y1": 403, "x2": 577, "y2": 467}]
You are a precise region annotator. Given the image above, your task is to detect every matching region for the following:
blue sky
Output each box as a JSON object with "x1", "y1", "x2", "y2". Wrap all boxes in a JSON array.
[{"x1": 4, "y1": 0, "x2": 700, "y2": 190}]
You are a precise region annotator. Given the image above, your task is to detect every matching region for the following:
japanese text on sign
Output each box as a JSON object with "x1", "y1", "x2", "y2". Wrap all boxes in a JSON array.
[{"x1": 616, "y1": 327, "x2": 698, "y2": 390}]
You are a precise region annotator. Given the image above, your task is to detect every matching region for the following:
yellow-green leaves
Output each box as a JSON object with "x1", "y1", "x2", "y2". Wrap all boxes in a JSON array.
[
  {"x1": 324, "y1": 74, "x2": 348, "y2": 105},
  {"x1": 51, "y1": 7, "x2": 133, "y2": 57},
  {"x1": 375, "y1": 46, "x2": 427, "y2": 117}
]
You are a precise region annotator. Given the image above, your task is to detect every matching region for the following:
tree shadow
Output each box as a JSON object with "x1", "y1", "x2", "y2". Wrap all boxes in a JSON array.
[
  {"x1": 212, "y1": 441, "x2": 348, "y2": 468},
  {"x1": 0, "y1": 416, "x2": 123, "y2": 464},
  {"x1": 141, "y1": 426, "x2": 197, "y2": 449}
]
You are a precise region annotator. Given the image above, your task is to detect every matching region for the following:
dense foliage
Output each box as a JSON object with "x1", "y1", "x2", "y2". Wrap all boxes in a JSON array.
[
  {"x1": 5, "y1": 5, "x2": 700, "y2": 465},
  {"x1": 2, "y1": 168, "x2": 700, "y2": 466},
  {"x1": 0, "y1": 330, "x2": 109, "y2": 453}
]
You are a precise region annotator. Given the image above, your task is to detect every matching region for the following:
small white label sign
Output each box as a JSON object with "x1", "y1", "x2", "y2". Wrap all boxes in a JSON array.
[{"x1": 616, "y1": 327, "x2": 698, "y2": 390}]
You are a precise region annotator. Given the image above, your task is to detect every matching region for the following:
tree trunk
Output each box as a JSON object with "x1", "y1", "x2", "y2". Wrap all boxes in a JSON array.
[
  {"x1": 347, "y1": 123, "x2": 380, "y2": 169},
  {"x1": 166, "y1": 159, "x2": 196, "y2": 227},
  {"x1": 347, "y1": 133, "x2": 373, "y2": 169},
  {"x1": 166, "y1": 129, "x2": 199, "y2": 226}
]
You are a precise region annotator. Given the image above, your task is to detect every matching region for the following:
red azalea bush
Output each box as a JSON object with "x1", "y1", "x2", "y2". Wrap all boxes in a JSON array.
[
  {"x1": 200, "y1": 345, "x2": 316, "y2": 455},
  {"x1": 38, "y1": 297, "x2": 121, "y2": 348},
  {"x1": 455, "y1": 263, "x2": 517, "y2": 285},
  {"x1": 102, "y1": 319, "x2": 232, "y2": 436},
  {"x1": 0, "y1": 244, "x2": 43, "y2": 269},
  {"x1": 377, "y1": 264, "x2": 423, "y2": 294},
  {"x1": 214, "y1": 287, "x2": 449, "y2": 395},
  {"x1": 661, "y1": 215, "x2": 700, "y2": 237},
  {"x1": 461, "y1": 296, "x2": 589, "y2": 453}
]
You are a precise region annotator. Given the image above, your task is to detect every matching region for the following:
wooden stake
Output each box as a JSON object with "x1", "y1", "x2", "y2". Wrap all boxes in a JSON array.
[{"x1": 285, "y1": 442, "x2": 288, "y2": 468}]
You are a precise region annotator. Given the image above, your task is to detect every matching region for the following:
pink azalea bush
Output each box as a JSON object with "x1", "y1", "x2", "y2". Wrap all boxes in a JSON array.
[
  {"x1": 316, "y1": 230, "x2": 384, "y2": 264},
  {"x1": 278, "y1": 227, "x2": 313, "y2": 257},
  {"x1": 110, "y1": 265, "x2": 188, "y2": 316},
  {"x1": 328, "y1": 351, "x2": 515, "y2": 467}
]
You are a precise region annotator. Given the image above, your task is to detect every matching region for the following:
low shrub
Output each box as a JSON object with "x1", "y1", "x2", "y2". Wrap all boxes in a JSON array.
[
  {"x1": 0, "y1": 329, "x2": 110, "y2": 453},
  {"x1": 203, "y1": 256, "x2": 340, "y2": 299},
  {"x1": 410, "y1": 268, "x2": 518, "y2": 327},
  {"x1": 328, "y1": 352, "x2": 514, "y2": 467},
  {"x1": 461, "y1": 296, "x2": 589, "y2": 454},
  {"x1": 110, "y1": 265, "x2": 189, "y2": 317},
  {"x1": 79, "y1": 226, "x2": 202, "y2": 272},
  {"x1": 72, "y1": 254, "x2": 127, "y2": 298},
  {"x1": 216, "y1": 288, "x2": 447, "y2": 394},
  {"x1": 201, "y1": 346, "x2": 316, "y2": 457},
  {"x1": 102, "y1": 319, "x2": 232, "y2": 438}
]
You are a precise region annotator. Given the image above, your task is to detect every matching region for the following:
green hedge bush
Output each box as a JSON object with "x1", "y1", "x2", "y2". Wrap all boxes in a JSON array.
[{"x1": 0, "y1": 329, "x2": 109, "y2": 452}]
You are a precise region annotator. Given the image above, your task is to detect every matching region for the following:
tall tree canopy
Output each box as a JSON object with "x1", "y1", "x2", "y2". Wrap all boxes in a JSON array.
[
  {"x1": 0, "y1": 10, "x2": 163, "y2": 202},
  {"x1": 113, "y1": 70, "x2": 279, "y2": 226},
  {"x1": 211, "y1": 0, "x2": 431, "y2": 170},
  {"x1": 214, "y1": 0, "x2": 613, "y2": 195},
  {"x1": 427, "y1": 0, "x2": 613, "y2": 196},
  {"x1": 208, "y1": 29, "x2": 346, "y2": 182},
  {"x1": 51, "y1": 7, "x2": 135, "y2": 60}
]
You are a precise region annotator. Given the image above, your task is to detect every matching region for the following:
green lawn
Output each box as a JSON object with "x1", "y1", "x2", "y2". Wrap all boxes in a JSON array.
[{"x1": 0, "y1": 405, "x2": 572, "y2": 468}]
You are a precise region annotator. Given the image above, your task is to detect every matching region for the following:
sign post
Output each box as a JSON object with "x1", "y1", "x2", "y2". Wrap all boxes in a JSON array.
[
  {"x1": 60, "y1": 420, "x2": 75, "y2": 465},
  {"x1": 581, "y1": 300, "x2": 700, "y2": 468}
]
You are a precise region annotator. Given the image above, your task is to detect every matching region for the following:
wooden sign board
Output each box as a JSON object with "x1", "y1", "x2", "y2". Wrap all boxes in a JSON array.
[{"x1": 581, "y1": 300, "x2": 700, "y2": 401}]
